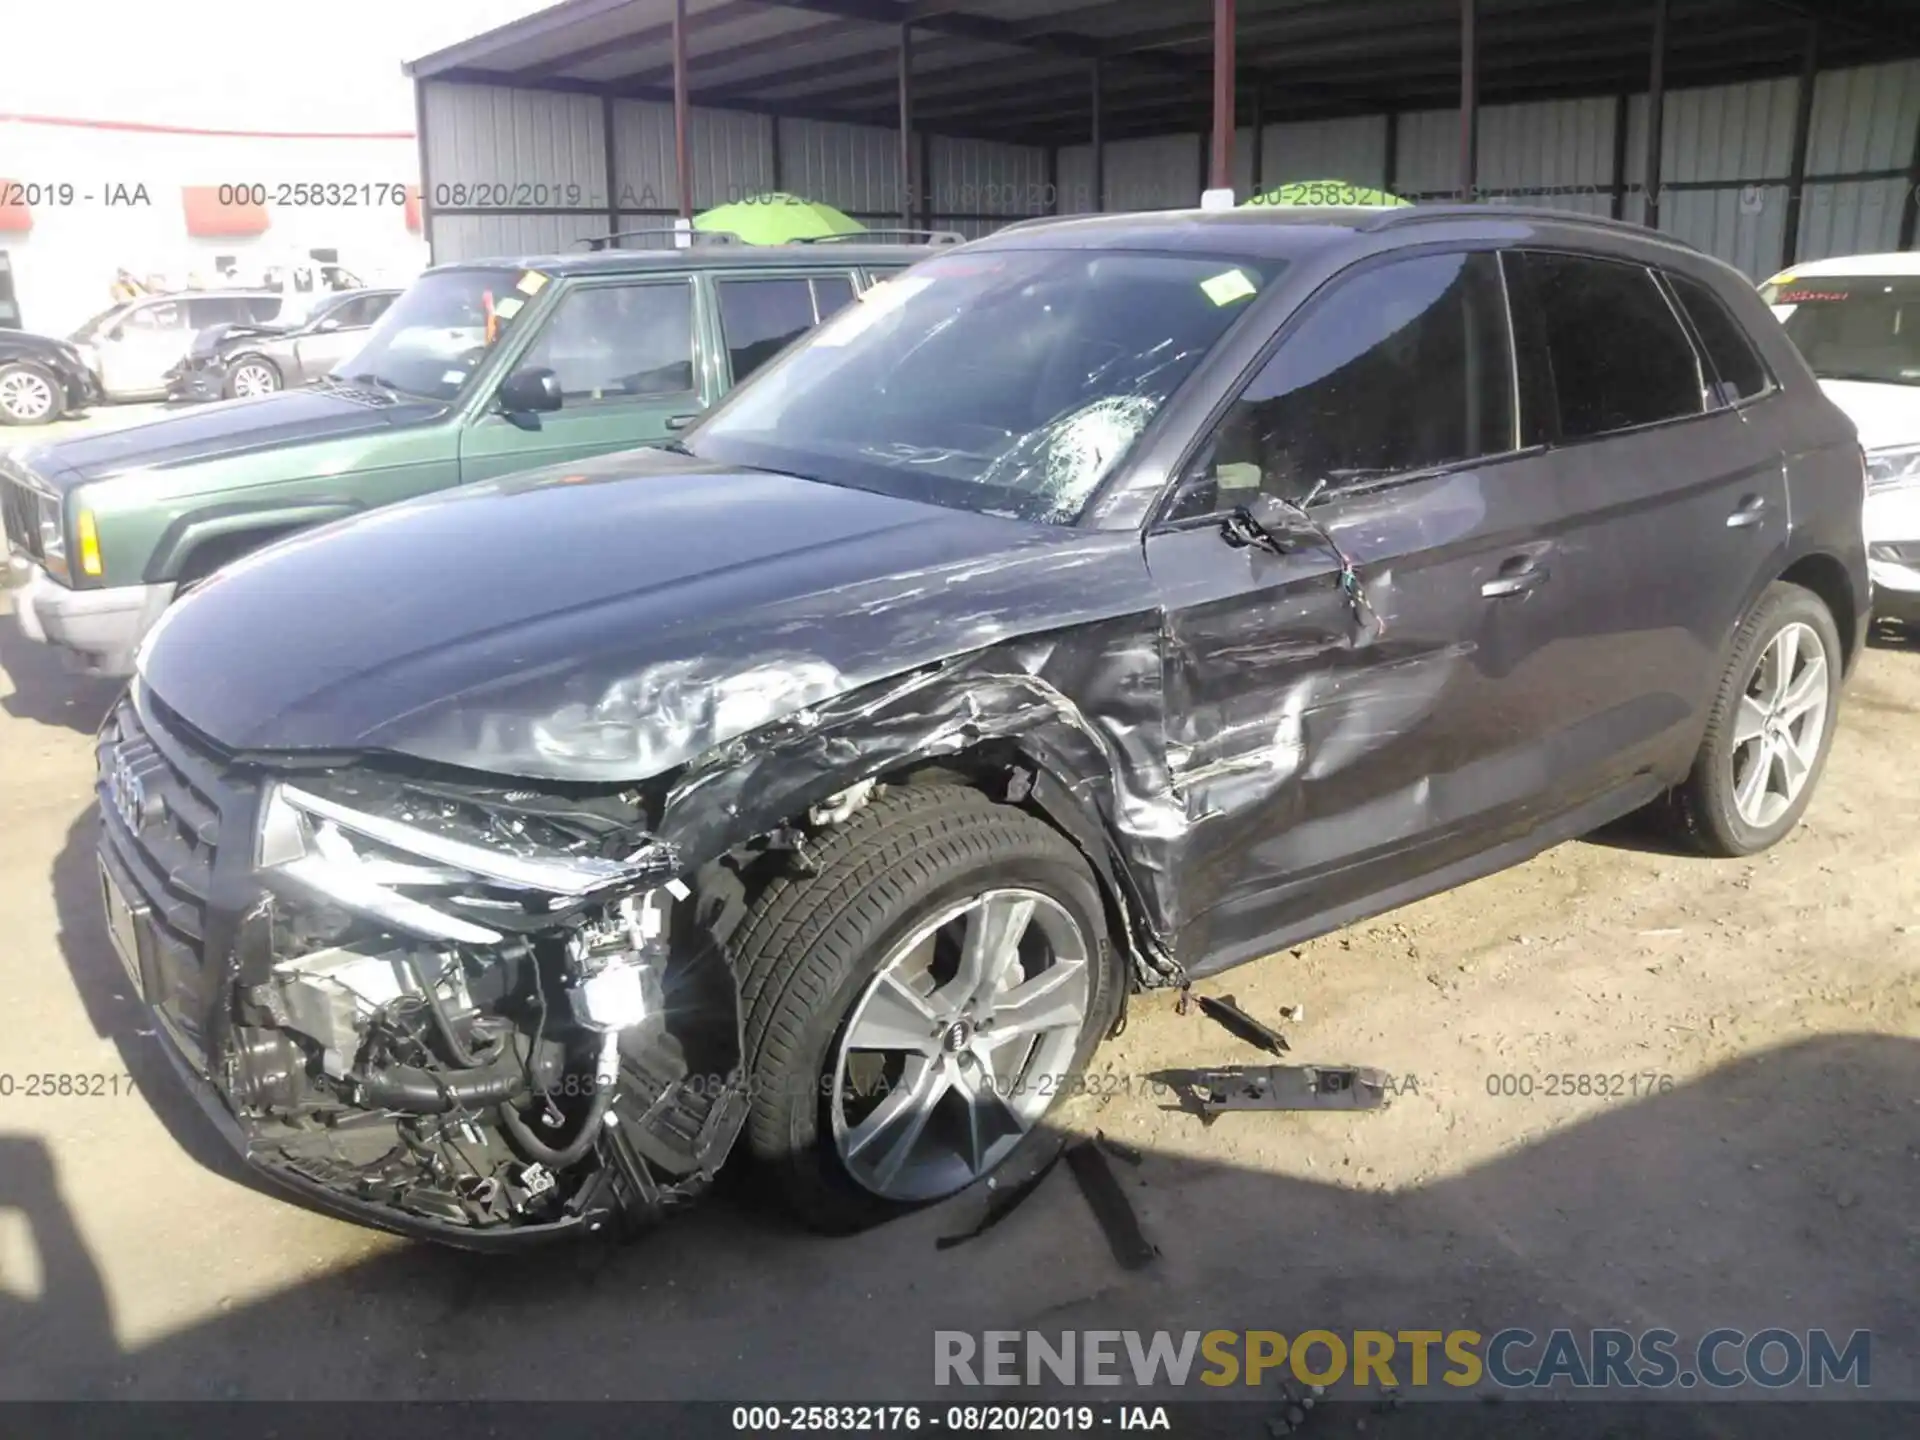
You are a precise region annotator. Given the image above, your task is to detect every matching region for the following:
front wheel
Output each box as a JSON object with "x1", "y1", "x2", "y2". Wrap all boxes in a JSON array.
[
  {"x1": 0, "y1": 361, "x2": 62, "y2": 425},
  {"x1": 1671, "y1": 581, "x2": 1843, "y2": 856},
  {"x1": 225, "y1": 355, "x2": 281, "y2": 398},
  {"x1": 735, "y1": 784, "x2": 1122, "y2": 1233}
]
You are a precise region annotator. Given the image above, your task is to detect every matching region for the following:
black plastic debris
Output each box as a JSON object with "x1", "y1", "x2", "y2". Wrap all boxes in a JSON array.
[
  {"x1": 1193, "y1": 991, "x2": 1291, "y2": 1055},
  {"x1": 1154, "y1": 1064, "x2": 1392, "y2": 1118},
  {"x1": 1065, "y1": 1139, "x2": 1155, "y2": 1270}
]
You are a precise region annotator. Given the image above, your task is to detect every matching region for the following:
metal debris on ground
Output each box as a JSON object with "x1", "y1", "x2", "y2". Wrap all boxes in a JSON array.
[
  {"x1": 1064, "y1": 1139, "x2": 1155, "y2": 1270},
  {"x1": 1154, "y1": 1064, "x2": 1393, "y2": 1119},
  {"x1": 1192, "y1": 991, "x2": 1292, "y2": 1055},
  {"x1": 1094, "y1": 1130, "x2": 1144, "y2": 1166}
]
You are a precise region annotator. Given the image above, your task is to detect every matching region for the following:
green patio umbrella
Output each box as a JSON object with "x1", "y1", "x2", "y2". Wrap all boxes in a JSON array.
[
  {"x1": 693, "y1": 192, "x2": 866, "y2": 244},
  {"x1": 1244, "y1": 179, "x2": 1410, "y2": 209}
]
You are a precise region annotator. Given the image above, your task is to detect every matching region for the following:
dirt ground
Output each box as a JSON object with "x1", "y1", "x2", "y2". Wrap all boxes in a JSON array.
[{"x1": 0, "y1": 565, "x2": 1915, "y2": 1426}]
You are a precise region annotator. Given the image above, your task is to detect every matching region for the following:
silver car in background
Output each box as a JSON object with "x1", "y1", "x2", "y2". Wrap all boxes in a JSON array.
[{"x1": 164, "y1": 288, "x2": 401, "y2": 402}]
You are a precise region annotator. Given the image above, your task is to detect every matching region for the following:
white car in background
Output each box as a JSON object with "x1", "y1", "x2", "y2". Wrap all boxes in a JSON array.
[{"x1": 1762, "y1": 253, "x2": 1920, "y2": 629}]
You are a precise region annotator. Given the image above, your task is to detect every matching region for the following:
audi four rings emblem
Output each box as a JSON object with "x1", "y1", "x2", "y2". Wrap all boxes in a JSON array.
[{"x1": 108, "y1": 748, "x2": 147, "y2": 833}]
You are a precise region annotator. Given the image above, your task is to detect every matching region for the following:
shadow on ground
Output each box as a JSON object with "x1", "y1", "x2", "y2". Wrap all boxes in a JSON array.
[{"x1": 0, "y1": 595, "x2": 123, "y2": 733}]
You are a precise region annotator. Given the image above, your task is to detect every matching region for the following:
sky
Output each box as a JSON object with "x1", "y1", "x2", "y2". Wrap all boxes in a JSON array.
[{"x1": 1, "y1": 0, "x2": 562, "y2": 132}]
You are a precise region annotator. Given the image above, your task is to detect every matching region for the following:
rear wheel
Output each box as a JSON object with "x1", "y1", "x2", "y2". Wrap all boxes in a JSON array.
[
  {"x1": 1671, "y1": 581, "x2": 1842, "y2": 857},
  {"x1": 0, "y1": 361, "x2": 62, "y2": 425},
  {"x1": 225, "y1": 355, "x2": 281, "y2": 398},
  {"x1": 735, "y1": 784, "x2": 1121, "y2": 1233}
]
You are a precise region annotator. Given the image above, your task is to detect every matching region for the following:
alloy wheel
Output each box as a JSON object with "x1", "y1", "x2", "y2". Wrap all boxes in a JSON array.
[
  {"x1": 231, "y1": 363, "x2": 277, "y2": 397},
  {"x1": 1729, "y1": 620, "x2": 1830, "y2": 830},
  {"x1": 830, "y1": 888, "x2": 1091, "y2": 1202},
  {"x1": 0, "y1": 368, "x2": 55, "y2": 422}
]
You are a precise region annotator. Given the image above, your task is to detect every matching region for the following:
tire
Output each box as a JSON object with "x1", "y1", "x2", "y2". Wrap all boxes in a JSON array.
[
  {"x1": 224, "y1": 355, "x2": 281, "y2": 399},
  {"x1": 0, "y1": 361, "x2": 63, "y2": 425},
  {"x1": 1670, "y1": 581, "x2": 1843, "y2": 857},
  {"x1": 735, "y1": 783, "x2": 1122, "y2": 1234}
]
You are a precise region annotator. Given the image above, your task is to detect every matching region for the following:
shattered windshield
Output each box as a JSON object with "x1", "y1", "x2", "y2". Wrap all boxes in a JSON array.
[
  {"x1": 683, "y1": 248, "x2": 1281, "y2": 523},
  {"x1": 1761, "y1": 275, "x2": 1920, "y2": 386}
]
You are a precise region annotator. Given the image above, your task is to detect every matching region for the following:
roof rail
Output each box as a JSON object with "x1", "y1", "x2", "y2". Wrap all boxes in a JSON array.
[
  {"x1": 575, "y1": 226, "x2": 743, "y2": 251},
  {"x1": 795, "y1": 228, "x2": 966, "y2": 246},
  {"x1": 1360, "y1": 203, "x2": 1705, "y2": 253}
]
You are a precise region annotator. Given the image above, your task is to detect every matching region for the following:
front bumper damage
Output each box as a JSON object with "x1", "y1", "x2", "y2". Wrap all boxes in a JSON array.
[{"x1": 95, "y1": 682, "x2": 751, "y2": 1248}]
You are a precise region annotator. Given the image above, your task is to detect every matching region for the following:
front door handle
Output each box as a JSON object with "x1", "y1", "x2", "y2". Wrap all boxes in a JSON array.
[
  {"x1": 1482, "y1": 556, "x2": 1548, "y2": 599},
  {"x1": 1726, "y1": 495, "x2": 1769, "y2": 529},
  {"x1": 665, "y1": 412, "x2": 700, "y2": 431}
]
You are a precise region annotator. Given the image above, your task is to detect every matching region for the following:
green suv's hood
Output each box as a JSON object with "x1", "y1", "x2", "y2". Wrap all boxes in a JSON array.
[{"x1": 15, "y1": 387, "x2": 450, "y2": 489}]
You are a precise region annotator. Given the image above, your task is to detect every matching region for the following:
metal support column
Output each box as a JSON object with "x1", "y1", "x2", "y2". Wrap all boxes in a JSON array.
[
  {"x1": 1610, "y1": 92, "x2": 1630, "y2": 219},
  {"x1": 1249, "y1": 86, "x2": 1265, "y2": 195},
  {"x1": 1090, "y1": 56, "x2": 1104, "y2": 212},
  {"x1": 1046, "y1": 144, "x2": 1060, "y2": 216},
  {"x1": 413, "y1": 81, "x2": 435, "y2": 264},
  {"x1": 1902, "y1": 108, "x2": 1920, "y2": 250},
  {"x1": 898, "y1": 22, "x2": 914, "y2": 226},
  {"x1": 1780, "y1": 17, "x2": 1821, "y2": 268},
  {"x1": 1211, "y1": 0, "x2": 1236, "y2": 195},
  {"x1": 770, "y1": 114, "x2": 784, "y2": 196},
  {"x1": 1644, "y1": 0, "x2": 1668, "y2": 230},
  {"x1": 672, "y1": 0, "x2": 692, "y2": 222},
  {"x1": 1459, "y1": 0, "x2": 1478, "y2": 201},
  {"x1": 601, "y1": 93, "x2": 620, "y2": 235},
  {"x1": 1383, "y1": 112, "x2": 1399, "y2": 195}
]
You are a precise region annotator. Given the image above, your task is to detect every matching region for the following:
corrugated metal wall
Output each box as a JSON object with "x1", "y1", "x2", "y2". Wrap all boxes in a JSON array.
[{"x1": 421, "y1": 59, "x2": 1919, "y2": 274}]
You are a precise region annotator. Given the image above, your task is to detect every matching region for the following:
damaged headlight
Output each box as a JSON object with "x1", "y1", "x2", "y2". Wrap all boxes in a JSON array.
[
  {"x1": 256, "y1": 782, "x2": 668, "y2": 945},
  {"x1": 1866, "y1": 444, "x2": 1920, "y2": 494},
  {"x1": 381, "y1": 655, "x2": 847, "y2": 783}
]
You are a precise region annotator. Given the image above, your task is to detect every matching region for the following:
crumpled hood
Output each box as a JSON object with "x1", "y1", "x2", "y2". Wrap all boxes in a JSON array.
[
  {"x1": 13, "y1": 386, "x2": 443, "y2": 487},
  {"x1": 138, "y1": 446, "x2": 1154, "y2": 781}
]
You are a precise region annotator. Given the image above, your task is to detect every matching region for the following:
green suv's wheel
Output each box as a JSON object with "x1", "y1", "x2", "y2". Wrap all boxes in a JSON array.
[
  {"x1": 1672, "y1": 581, "x2": 1843, "y2": 857},
  {"x1": 0, "y1": 361, "x2": 61, "y2": 425},
  {"x1": 734, "y1": 784, "x2": 1122, "y2": 1233}
]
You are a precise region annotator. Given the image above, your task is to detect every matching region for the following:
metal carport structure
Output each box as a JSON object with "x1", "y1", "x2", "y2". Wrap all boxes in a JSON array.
[{"x1": 404, "y1": 0, "x2": 1920, "y2": 275}]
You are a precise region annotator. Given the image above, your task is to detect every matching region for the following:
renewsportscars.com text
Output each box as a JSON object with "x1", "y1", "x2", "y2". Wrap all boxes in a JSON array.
[{"x1": 934, "y1": 1328, "x2": 1871, "y2": 1392}]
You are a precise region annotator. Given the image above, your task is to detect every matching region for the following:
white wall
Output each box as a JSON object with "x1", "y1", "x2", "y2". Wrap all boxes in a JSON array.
[{"x1": 0, "y1": 119, "x2": 429, "y2": 335}]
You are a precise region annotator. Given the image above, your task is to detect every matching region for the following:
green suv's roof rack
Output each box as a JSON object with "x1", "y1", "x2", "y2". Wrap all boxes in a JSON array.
[
  {"x1": 795, "y1": 229, "x2": 966, "y2": 246},
  {"x1": 576, "y1": 226, "x2": 745, "y2": 252}
]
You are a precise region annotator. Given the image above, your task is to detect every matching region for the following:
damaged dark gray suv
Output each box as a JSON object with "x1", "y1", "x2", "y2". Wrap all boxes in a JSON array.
[{"x1": 99, "y1": 206, "x2": 1869, "y2": 1247}]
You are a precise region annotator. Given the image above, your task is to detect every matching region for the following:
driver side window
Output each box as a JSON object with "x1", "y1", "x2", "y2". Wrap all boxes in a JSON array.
[{"x1": 1170, "y1": 250, "x2": 1517, "y2": 520}]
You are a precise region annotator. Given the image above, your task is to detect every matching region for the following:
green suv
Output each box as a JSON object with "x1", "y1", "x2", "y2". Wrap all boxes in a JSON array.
[{"x1": 3, "y1": 235, "x2": 940, "y2": 675}]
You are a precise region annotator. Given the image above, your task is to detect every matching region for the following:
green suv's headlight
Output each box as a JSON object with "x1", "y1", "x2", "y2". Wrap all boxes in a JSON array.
[
  {"x1": 1866, "y1": 444, "x2": 1920, "y2": 493},
  {"x1": 36, "y1": 492, "x2": 67, "y2": 578}
]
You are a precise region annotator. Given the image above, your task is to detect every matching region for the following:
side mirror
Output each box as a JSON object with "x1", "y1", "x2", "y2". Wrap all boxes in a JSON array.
[
  {"x1": 313, "y1": 316, "x2": 341, "y2": 333},
  {"x1": 1220, "y1": 487, "x2": 1316, "y2": 553},
  {"x1": 498, "y1": 366, "x2": 563, "y2": 419}
]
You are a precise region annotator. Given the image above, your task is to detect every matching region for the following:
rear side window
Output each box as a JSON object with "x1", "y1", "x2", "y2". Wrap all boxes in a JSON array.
[
  {"x1": 1517, "y1": 251, "x2": 1705, "y2": 439},
  {"x1": 1668, "y1": 272, "x2": 1772, "y2": 404},
  {"x1": 717, "y1": 276, "x2": 850, "y2": 383}
]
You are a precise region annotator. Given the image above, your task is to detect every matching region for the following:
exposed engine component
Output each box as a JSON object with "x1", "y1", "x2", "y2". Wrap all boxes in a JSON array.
[{"x1": 260, "y1": 942, "x2": 468, "y2": 1078}]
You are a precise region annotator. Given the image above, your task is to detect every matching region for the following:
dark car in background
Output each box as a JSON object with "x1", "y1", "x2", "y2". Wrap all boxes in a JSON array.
[
  {"x1": 166, "y1": 288, "x2": 402, "y2": 403},
  {"x1": 100, "y1": 207, "x2": 1867, "y2": 1250},
  {"x1": 0, "y1": 328, "x2": 101, "y2": 425}
]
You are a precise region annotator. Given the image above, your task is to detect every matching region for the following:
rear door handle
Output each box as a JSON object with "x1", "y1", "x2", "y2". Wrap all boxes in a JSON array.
[
  {"x1": 1482, "y1": 556, "x2": 1548, "y2": 599},
  {"x1": 1726, "y1": 495, "x2": 1768, "y2": 529},
  {"x1": 665, "y1": 412, "x2": 700, "y2": 431}
]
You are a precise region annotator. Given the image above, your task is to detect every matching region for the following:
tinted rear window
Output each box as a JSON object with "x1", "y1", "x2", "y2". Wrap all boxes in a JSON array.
[
  {"x1": 1669, "y1": 272, "x2": 1772, "y2": 404},
  {"x1": 1518, "y1": 251, "x2": 1705, "y2": 439}
]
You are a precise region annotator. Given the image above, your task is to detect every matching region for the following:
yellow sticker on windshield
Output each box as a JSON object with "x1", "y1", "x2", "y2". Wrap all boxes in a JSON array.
[
  {"x1": 494, "y1": 296, "x2": 525, "y2": 319},
  {"x1": 1201, "y1": 268, "x2": 1258, "y2": 306},
  {"x1": 1768, "y1": 271, "x2": 1798, "y2": 287},
  {"x1": 515, "y1": 270, "x2": 548, "y2": 295}
]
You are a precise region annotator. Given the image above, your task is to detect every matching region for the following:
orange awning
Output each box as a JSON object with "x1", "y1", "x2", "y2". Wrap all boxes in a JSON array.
[
  {"x1": 0, "y1": 180, "x2": 32, "y2": 233},
  {"x1": 182, "y1": 185, "x2": 268, "y2": 237},
  {"x1": 404, "y1": 184, "x2": 422, "y2": 234}
]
